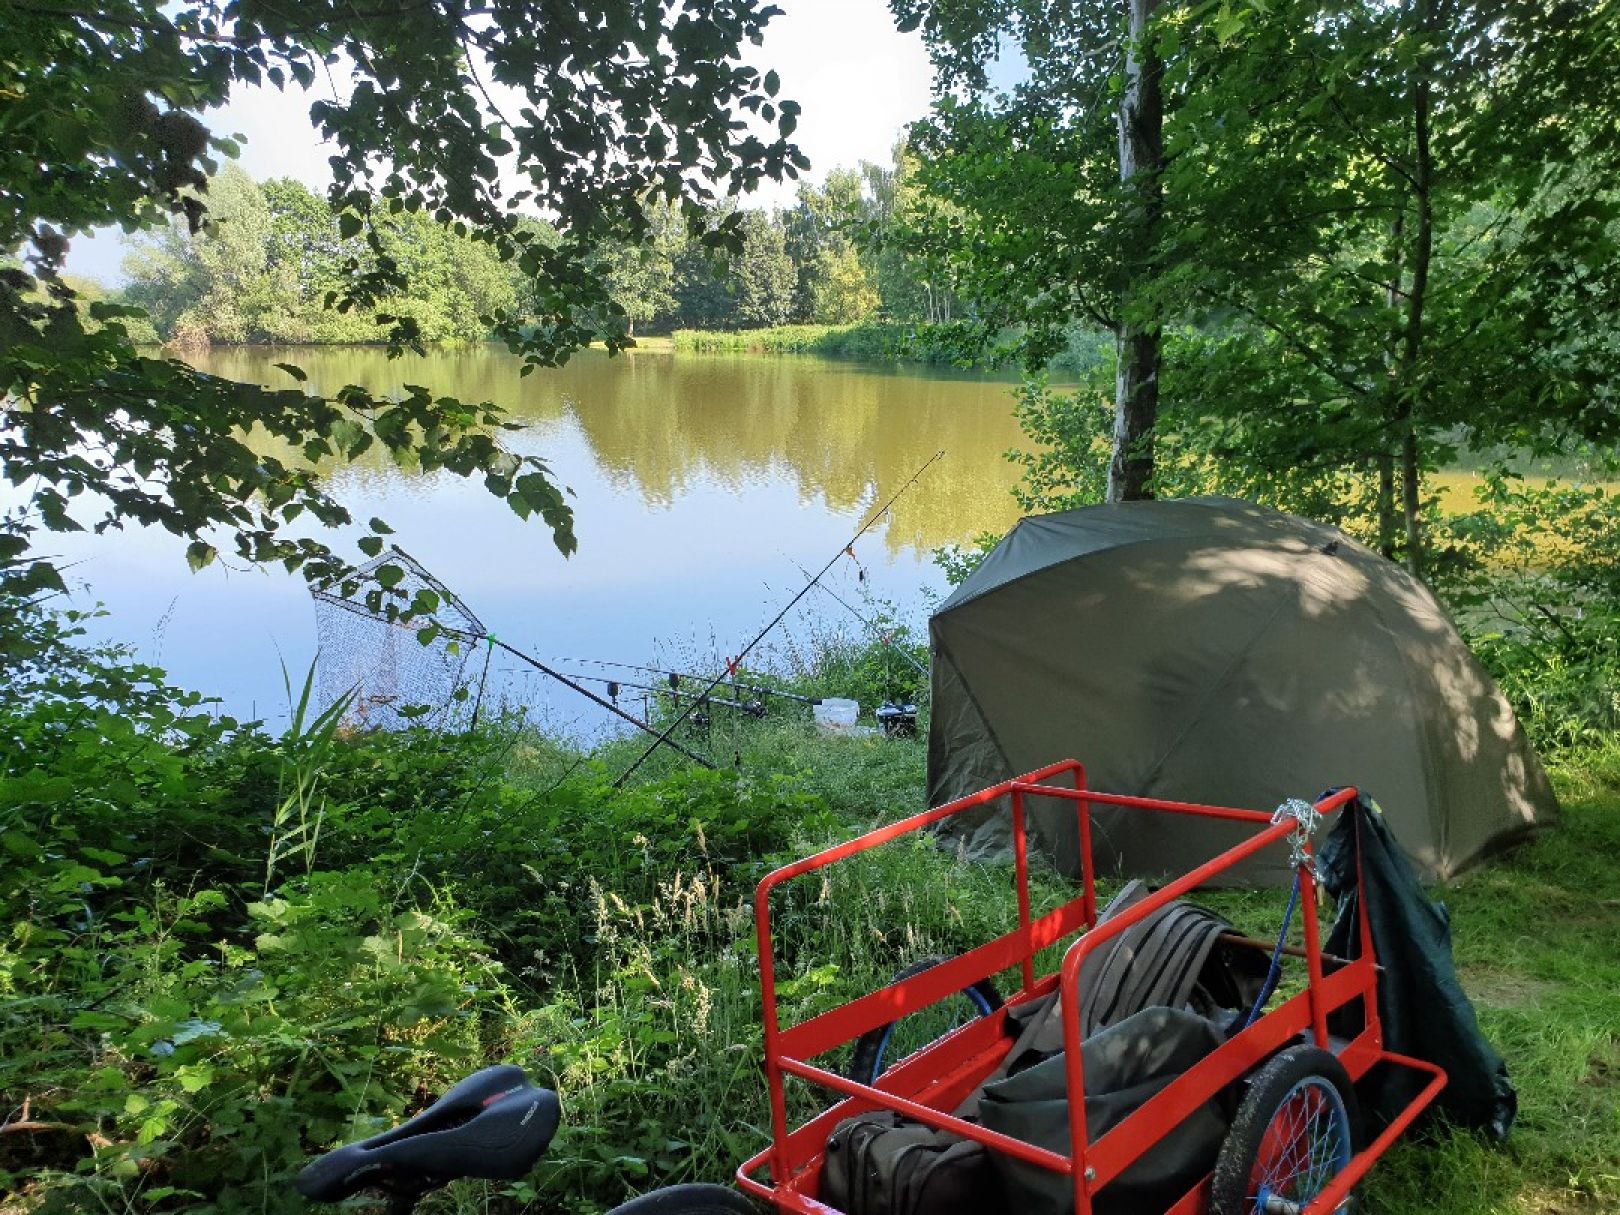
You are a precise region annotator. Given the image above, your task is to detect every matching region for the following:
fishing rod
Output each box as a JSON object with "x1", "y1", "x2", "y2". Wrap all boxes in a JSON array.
[
  {"x1": 613, "y1": 449, "x2": 945, "y2": 787},
  {"x1": 432, "y1": 624, "x2": 717, "y2": 769},
  {"x1": 314, "y1": 545, "x2": 723, "y2": 765},
  {"x1": 787, "y1": 556, "x2": 930, "y2": 680},
  {"x1": 563, "y1": 658, "x2": 822, "y2": 706},
  {"x1": 554, "y1": 670, "x2": 769, "y2": 718}
]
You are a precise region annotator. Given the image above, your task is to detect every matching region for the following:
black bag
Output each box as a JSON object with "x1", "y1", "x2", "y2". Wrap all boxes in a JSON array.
[
  {"x1": 819, "y1": 1111, "x2": 997, "y2": 1215},
  {"x1": 1320, "y1": 794, "x2": 1517, "y2": 1139},
  {"x1": 977, "y1": 882, "x2": 1265, "y2": 1075},
  {"x1": 978, "y1": 1005, "x2": 1229, "y2": 1215},
  {"x1": 817, "y1": 885, "x2": 1257, "y2": 1215}
]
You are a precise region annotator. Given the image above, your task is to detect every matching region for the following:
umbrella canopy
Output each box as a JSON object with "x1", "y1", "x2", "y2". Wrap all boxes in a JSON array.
[{"x1": 928, "y1": 497, "x2": 1557, "y2": 885}]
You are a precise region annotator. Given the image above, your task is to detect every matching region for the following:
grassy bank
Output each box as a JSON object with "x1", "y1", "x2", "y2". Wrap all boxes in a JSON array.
[
  {"x1": 671, "y1": 322, "x2": 1110, "y2": 375},
  {"x1": 3, "y1": 609, "x2": 1617, "y2": 1214},
  {"x1": 672, "y1": 321, "x2": 943, "y2": 362}
]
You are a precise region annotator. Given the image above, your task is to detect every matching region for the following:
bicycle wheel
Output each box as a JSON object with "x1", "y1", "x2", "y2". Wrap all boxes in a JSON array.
[
  {"x1": 846, "y1": 955, "x2": 1002, "y2": 1086},
  {"x1": 1210, "y1": 1045, "x2": 1362, "y2": 1215},
  {"x1": 604, "y1": 1182, "x2": 756, "y2": 1215}
]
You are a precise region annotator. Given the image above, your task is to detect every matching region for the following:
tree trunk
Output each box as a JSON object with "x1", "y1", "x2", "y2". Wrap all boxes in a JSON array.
[
  {"x1": 1379, "y1": 212, "x2": 1405, "y2": 559},
  {"x1": 1107, "y1": 0, "x2": 1164, "y2": 503},
  {"x1": 1395, "y1": 0, "x2": 1435, "y2": 580},
  {"x1": 1110, "y1": 328, "x2": 1159, "y2": 500},
  {"x1": 1377, "y1": 450, "x2": 1397, "y2": 558}
]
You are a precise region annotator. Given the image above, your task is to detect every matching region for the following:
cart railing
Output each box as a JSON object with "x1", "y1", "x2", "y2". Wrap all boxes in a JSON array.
[
  {"x1": 1051, "y1": 784, "x2": 1359, "y2": 1206},
  {"x1": 741, "y1": 763, "x2": 1382, "y2": 1215}
]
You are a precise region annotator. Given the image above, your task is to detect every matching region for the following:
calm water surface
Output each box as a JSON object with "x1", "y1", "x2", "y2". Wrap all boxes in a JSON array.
[{"x1": 49, "y1": 346, "x2": 1032, "y2": 733}]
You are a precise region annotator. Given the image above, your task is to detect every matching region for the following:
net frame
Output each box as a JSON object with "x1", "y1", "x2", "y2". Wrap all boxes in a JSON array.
[{"x1": 311, "y1": 549, "x2": 489, "y2": 731}]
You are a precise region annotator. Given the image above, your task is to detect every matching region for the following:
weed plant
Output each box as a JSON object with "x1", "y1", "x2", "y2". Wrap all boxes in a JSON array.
[{"x1": 670, "y1": 322, "x2": 1106, "y2": 375}]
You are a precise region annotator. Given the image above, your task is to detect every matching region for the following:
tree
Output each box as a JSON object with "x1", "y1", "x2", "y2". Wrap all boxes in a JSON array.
[
  {"x1": 895, "y1": 0, "x2": 1620, "y2": 562},
  {"x1": 598, "y1": 202, "x2": 686, "y2": 337},
  {"x1": 2, "y1": 0, "x2": 804, "y2": 597},
  {"x1": 1150, "y1": 0, "x2": 1620, "y2": 573},
  {"x1": 734, "y1": 209, "x2": 797, "y2": 327},
  {"x1": 867, "y1": 140, "x2": 963, "y2": 325},
  {"x1": 783, "y1": 169, "x2": 872, "y2": 320},
  {"x1": 893, "y1": 0, "x2": 1166, "y2": 500},
  {"x1": 672, "y1": 236, "x2": 737, "y2": 328},
  {"x1": 808, "y1": 245, "x2": 881, "y2": 323}
]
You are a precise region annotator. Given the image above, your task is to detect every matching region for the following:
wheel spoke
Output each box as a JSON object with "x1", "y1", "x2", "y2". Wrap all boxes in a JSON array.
[{"x1": 1248, "y1": 1076, "x2": 1349, "y2": 1211}]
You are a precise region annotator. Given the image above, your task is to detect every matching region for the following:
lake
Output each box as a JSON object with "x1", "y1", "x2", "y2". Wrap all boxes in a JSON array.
[{"x1": 42, "y1": 346, "x2": 1033, "y2": 734}]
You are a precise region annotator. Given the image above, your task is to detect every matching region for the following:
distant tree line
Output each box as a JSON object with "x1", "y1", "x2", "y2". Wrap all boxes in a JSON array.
[{"x1": 117, "y1": 145, "x2": 963, "y2": 346}]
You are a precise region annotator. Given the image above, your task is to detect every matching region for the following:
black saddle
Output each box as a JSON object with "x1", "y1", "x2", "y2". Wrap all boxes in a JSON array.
[{"x1": 296, "y1": 1065, "x2": 560, "y2": 1204}]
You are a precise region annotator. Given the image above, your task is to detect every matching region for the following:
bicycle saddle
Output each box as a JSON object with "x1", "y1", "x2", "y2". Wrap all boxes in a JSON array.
[{"x1": 296, "y1": 1065, "x2": 560, "y2": 1203}]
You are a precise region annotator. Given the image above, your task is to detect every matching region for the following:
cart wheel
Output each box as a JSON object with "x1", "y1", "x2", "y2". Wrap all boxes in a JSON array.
[
  {"x1": 1210, "y1": 1045, "x2": 1362, "y2": 1215},
  {"x1": 604, "y1": 1183, "x2": 756, "y2": 1214},
  {"x1": 847, "y1": 955, "x2": 1002, "y2": 1086}
]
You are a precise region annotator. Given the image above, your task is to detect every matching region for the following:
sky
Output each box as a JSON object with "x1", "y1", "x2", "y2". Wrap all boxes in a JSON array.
[{"x1": 64, "y1": 0, "x2": 945, "y2": 284}]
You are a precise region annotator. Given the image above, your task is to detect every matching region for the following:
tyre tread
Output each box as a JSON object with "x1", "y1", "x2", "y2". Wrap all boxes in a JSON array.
[{"x1": 1209, "y1": 1044, "x2": 1362, "y2": 1215}]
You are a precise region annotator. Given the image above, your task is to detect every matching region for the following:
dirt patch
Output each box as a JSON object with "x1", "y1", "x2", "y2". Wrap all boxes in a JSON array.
[
  {"x1": 1581, "y1": 1039, "x2": 1620, "y2": 1090},
  {"x1": 1460, "y1": 967, "x2": 1564, "y2": 1010},
  {"x1": 1513, "y1": 1189, "x2": 1613, "y2": 1214}
]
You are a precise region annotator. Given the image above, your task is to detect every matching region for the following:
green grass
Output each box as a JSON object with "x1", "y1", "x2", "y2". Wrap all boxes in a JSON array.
[
  {"x1": 7, "y1": 621, "x2": 1615, "y2": 1214},
  {"x1": 670, "y1": 321, "x2": 1112, "y2": 374},
  {"x1": 670, "y1": 323, "x2": 893, "y2": 357},
  {"x1": 509, "y1": 716, "x2": 1620, "y2": 1213},
  {"x1": 1358, "y1": 748, "x2": 1620, "y2": 1214}
]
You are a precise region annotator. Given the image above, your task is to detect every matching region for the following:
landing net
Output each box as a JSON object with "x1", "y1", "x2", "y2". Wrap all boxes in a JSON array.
[{"x1": 310, "y1": 550, "x2": 489, "y2": 730}]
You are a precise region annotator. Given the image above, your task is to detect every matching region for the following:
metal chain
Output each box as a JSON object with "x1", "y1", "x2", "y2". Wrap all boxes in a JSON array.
[{"x1": 1272, "y1": 797, "x2": 1323, "y2": 879}]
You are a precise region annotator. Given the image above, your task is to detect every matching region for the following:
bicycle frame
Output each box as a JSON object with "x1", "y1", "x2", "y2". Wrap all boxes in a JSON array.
[{"x1": 737, "y1": 760, "x2": 1446, "y2": 1215}]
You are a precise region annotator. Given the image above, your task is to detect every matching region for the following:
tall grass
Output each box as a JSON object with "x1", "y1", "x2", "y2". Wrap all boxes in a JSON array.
[
  {"x1": 6, "y1": 600, "x2": 1617, "y2": 1214},
  {"x1": 670, "y1": 322, "x2": 1108, "y2": 374}
]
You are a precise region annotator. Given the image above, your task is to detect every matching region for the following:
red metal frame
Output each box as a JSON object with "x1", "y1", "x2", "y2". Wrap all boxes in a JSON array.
[{"x1": 737, "y1": 762, "x2": 1447, "y2": 1215}]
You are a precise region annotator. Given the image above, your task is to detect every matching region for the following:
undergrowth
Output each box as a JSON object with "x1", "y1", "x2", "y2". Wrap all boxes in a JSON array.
[
  {"x1": 670, "y1": 321, "x2": 1107, "y2": 375},
  {"x1": 4, "y1": 596, "x2": 1618, "y2": 1215}
]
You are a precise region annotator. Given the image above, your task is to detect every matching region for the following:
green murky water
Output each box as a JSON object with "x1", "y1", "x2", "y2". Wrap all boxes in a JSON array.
[{"x1": 47, "y1": 346, "x2": 1031, "y2": 729}]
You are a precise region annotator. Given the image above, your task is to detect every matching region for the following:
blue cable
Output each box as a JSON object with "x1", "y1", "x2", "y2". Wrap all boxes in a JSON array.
[{"x1": 1242, "y1": 873, "x2": 1301, "y2": 1031}]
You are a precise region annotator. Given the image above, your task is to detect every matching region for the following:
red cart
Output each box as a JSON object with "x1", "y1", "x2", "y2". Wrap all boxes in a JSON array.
[{"x1": 736, "y1": 761, "x2": 1448, "y2": 1215}]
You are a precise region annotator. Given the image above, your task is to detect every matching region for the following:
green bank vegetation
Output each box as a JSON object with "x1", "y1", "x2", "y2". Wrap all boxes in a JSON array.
[
  {"x1": 4, "y1": 595, "x2": 1619, "y2": 1215},
  {"x1": 671, "y1": 322, "x2": 1110, "y2": 374}
]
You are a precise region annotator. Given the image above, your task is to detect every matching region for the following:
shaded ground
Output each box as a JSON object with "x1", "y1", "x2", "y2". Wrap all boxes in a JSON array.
[{"x1": 1343, "y1": 751, "x2": 1620, "y2": 1214}]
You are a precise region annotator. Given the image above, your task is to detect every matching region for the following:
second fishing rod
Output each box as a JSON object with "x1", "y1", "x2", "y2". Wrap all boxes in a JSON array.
[
  {"x1": 562, "y1": 659, "x2": 823, "y2": 707},
  {"x1": 555, "y1": 669, "x2": 781, "y2": 718}
]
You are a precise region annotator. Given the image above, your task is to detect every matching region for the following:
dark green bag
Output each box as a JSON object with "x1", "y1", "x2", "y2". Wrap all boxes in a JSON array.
[
  {"x1": 978, "y1": 1005, "x2": 1229, "y2": 1214},
  {"x1": 819, "y1": 1111, "x2": 996, "y2": 1215},
  {"x1": 817, "y1": 884, "x2": 1256, "y2": 1215}
]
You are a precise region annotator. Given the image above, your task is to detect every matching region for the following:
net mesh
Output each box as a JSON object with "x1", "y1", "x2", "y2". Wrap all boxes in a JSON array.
[{"x1": 311, "y1": 550, "x2": 489, "y2": 731}]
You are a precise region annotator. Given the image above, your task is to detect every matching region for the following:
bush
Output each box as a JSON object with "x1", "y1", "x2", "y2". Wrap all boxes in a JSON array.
[
  {"x1": 0, "y1": 595, "x2": 883, "y2": 1212},
  {"x1": 1437, "y1": 475, "x2": 1620, "y2": 753},
  {"x1": 671, "y1": 320, "x2": 999, "y2": 366}
]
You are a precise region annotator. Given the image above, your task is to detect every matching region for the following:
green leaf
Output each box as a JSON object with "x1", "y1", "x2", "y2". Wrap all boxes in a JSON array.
[
  {"x1": 273, "y1": 362, "x2": 308, "y2": 383},
  {"x1": 186, "y1": 542, "x2": 217, "y2": 572}
]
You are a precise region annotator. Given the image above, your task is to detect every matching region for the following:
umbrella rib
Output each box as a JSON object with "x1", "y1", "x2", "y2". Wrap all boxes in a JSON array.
[{"x1": 1134, "y1": 580, "x2": 1298, "y2": 795}]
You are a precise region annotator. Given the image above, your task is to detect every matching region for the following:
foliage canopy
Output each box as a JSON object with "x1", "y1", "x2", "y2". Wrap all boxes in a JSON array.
[
  {"x1": 895, "y1": 0, "x2": 1620, "y2": 567},
  {"x1": 1, "y1": 0, "x2": 805, "y2": 594}
]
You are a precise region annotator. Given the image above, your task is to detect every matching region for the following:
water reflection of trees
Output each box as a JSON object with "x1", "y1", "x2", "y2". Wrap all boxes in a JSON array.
[{"x1": 194, "y1": 346, "x2": 1029, "y2": 554}]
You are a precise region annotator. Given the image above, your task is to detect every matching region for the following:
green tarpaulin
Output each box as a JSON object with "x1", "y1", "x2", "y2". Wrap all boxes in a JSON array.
[{"x1": 928, "y1": 497, "x2": 1558, "y2": 885}]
